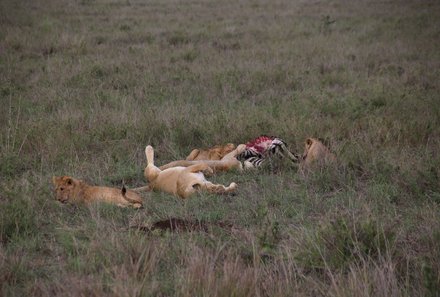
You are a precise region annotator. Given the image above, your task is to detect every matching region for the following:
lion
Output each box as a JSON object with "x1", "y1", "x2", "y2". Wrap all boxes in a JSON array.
[
  {"x1": 300, "y1": 138, "x2": 336, "y2": 171},
  {"x1": 158, "y1": 144, "x2": 247, "y2": 173},
  {"x1": 144, "y1": 145, "x2": 238, "y2": 199},
  {"x1": 186, "y1": 143, "x2": 236, "y2": 161},
  {"x1": 52, "y1": 176, "x2": 143, "y2": 208}
]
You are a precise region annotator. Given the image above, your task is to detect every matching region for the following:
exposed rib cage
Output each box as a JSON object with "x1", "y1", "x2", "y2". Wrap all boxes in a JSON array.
[{"x1": 237, "y1": 135, "x2": 300, "y2": 168}]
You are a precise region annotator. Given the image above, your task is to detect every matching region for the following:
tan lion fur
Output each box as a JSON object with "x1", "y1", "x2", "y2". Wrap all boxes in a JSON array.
[
  {"x1": 186, "y1": 143, "x2": 236, "y2": 161},
  {"x1": 144, "y1": 145, "x2": 238, "y2": 199},
  {"x1": 52, "y1": 176, "x2": 143, "y2": 208},
  {"x1": 300, "y1": 138, "x2": 336, "y2": 171},
  {"x1": 159, "y1": 144, "x2": 246, "y2": 173}
]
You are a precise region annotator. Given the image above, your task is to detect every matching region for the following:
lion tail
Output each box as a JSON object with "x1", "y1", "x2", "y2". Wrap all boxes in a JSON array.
[{"x1": 121, "y1": 183, "x2": 143, "y2": 207}]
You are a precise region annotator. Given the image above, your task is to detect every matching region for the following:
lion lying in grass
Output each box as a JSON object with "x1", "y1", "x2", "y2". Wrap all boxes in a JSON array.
[
  {"x1": 157, "y1": 137, "x2": 335, "y2": 174},
  {"x1": 144, "y1": 145, "x2": 238, "y2": 199},
  {"x1": 159, "y1": 144, "x2": 246, "y2": 173},
  {"x1": 300, "y1": 138, "x2": 336, "y2": 171},
  {"x1": 185, "y1": 143, "x2": 236, "y2": 161},
  {"x1": 52, "y1": 176, "x2": 143, "y2": 208},
  {"x1": 164, "y1": 136, "x2": 301, "y2": 172}
]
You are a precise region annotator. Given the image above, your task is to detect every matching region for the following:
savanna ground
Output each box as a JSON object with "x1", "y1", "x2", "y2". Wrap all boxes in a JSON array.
[{"x1": 1, "y1": 0, "x2": 439, "y2": 296}]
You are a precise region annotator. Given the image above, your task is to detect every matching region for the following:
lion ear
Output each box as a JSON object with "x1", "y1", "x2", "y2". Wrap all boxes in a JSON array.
[
  {"x1": 65, "y1": 178, "x2": 73, "y2": 185},
  {"x1": 225, "y1": 143, "x2": 236, "y2": 153},
  {"x1": 306, "y1": 138, "x2": 313, "y2": 146}
]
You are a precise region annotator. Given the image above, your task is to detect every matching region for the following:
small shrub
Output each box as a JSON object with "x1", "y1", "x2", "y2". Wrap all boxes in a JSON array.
[
  {"x1": 298, "y1": 215, "x2": 395, "y2": 271},
  {"x1": 167, "y1": 31, "x2": 190, "y2": 46},
  {"x1": 90, "y1": 65, "x2": 105, "y2": 79},
  {"x1": 0, "y1": 154, "x2": 30, "y2": 179},
  {"x1": 0, "y1": 253, "x2": 33, "y2": 292},
  {"x1": 423, "y1": 261, "x2": 440, "y2": 297},
  {"x1": 181, "y1": 49, "x2": 199, "y2": 62},
  {"x1": 119, "y1": 24, "x2": 131, "y2": 31},
  {"x1": 0, "y1": 196, "x2": 37, "y2": 244}
]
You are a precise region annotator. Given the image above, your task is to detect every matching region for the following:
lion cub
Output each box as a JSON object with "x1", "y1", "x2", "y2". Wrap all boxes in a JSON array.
[
  {"x1": 52, "y1": 176, "x2": 143, "y2": 208},
  {"x1": 159, "y1": 144, "x2": 246, "y2": 173},
  {"x1": 300, "y1": 138, "x2": 336, "y2": 171},
  {"x1": 144, "y1": 145, "x2": 238, "y2": 199},
  {"x1": 186, "y1": 143, "x2": 236, "y2": 161}
]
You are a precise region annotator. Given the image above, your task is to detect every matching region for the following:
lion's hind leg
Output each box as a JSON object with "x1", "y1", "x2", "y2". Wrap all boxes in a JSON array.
[
  {"x1": 176, "y1": 180, "x2": 204, "y2": 199},
  {"x1": 145, "y1": 145, "x2": 161, "y2": 182}
]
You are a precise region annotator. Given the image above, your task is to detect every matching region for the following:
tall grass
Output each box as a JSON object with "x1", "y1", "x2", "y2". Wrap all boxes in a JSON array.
[{"x1": 1, "y1": 0, "x2": 439, "y2": 295}]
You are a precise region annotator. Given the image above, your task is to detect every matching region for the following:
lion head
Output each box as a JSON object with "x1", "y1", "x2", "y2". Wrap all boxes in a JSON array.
[
  {"x1": 214, "y1": 143, "x2": 236, "y2": 159},
  {"x1": 52, "y1": 175, "x2": 80, "y2": 204},
  {"x1": 301, "y1": 138, "x2": 336, "y2": 170}
]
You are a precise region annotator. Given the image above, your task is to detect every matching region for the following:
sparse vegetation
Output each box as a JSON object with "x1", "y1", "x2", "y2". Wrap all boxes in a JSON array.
[{"x1": 1, "y1": 0, "x2": 439, "y2": 296}]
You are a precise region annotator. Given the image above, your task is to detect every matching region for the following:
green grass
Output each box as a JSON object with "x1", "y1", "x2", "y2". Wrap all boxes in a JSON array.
[{"x1": 1, "y1": 0, "x2": 440, "y2": 296}]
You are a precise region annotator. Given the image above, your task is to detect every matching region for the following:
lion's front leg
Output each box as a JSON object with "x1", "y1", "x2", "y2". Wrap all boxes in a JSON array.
[{"x1": 202, "y1": 181, "x2": 237, "y2": 195}]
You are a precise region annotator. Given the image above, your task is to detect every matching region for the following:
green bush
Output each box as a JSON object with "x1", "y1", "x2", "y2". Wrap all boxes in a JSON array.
[
  {"x1": 0, "y1": 196, "x2": 36, "y2": 244},
  {"x1": 298, "y1": 215, "x2": 395, "y2": 271}
]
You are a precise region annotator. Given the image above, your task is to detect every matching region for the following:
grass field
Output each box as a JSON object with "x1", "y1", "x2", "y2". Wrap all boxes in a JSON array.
[{"x1": 1, "y1": 0, "x2": 440, "y2": 296}]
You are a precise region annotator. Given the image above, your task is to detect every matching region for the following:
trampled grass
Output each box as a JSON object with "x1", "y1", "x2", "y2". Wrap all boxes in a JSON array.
[{"x1": 1, "y1": 0, "x2": 439, "y2": 296}]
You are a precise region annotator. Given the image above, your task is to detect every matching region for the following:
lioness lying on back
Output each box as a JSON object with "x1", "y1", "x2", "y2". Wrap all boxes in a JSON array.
[
  {"x1": 52, "y1": 176, "x2": 143, "y2": 208},
  {"x1": 300, "y1": 138, "x2": 336, "y2": 171},
  {"x1": 144, "y1": 145, "x2": 238, "y2": 199},
  {"x1": 186, "y1": 143, "x2": 236, "y2": 161}
]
